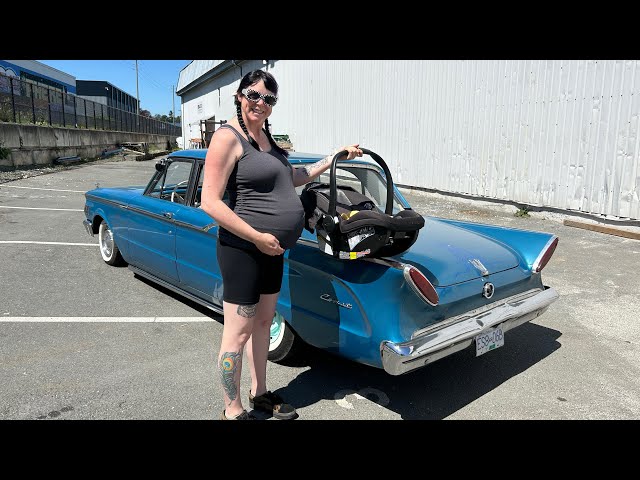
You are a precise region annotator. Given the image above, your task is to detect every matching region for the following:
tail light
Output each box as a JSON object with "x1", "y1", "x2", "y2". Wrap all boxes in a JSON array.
[
  {"x1": 403, "y1": 266, "x2": 439, "y2": 306},
  {"x1": 533, "y1": 236, "x2": 558, "y2": 273}
]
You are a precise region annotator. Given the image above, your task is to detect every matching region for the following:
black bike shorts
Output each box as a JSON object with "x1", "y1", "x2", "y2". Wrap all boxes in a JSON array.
[{"x1": 216, "y1": 237, "x2": 284, "y2": 305}]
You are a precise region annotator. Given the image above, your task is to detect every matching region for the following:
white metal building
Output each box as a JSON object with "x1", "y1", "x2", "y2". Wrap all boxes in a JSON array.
[{"x1": 177, "y1": 60, "x2": 640, "y2": 221}]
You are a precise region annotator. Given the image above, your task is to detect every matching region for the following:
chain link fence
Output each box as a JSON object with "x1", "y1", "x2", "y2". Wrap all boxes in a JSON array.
[{"x1": 0, "y1": 73, "x2": 180, "y2": 137}]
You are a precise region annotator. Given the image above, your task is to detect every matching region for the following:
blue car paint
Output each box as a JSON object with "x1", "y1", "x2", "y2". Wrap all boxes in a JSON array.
[
  {"x1": 174, "y1": 208, "x2": 223, "y2": 300},
  {"x1": 284, "y1": 244, "x2": 378, "y2": 358},
  {"x1": 126, "y1": 193, "x2": 182, "y2": 282},
  {"x1": 435, "y1": 219, "x2": 558, "y2": 271},
  {"x1": 84, "y1": 149, "x2": 557, "y2": 371},
  {"x1": 394, "y1": 217, "x2": 520, "y2": 286}
]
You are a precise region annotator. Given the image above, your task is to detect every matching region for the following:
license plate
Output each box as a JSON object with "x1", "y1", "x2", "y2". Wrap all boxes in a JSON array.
[{"x1": 475, "y1": 325, "x2": 505, "y2": 356}]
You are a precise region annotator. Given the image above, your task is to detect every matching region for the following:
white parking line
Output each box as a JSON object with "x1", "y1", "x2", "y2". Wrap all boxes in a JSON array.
[
  {"x1": 0, "y1": 206, "x2": 83, "y2": 211},
  {"x1": 1, "y1": 185, "x2": 86, "y2": 193},
  {"x1": 0, "y1": 317, "x2": 211, "y2": 322},
  {"x1": 0, "y1": 241, "x2": 98, "y2": 246}
]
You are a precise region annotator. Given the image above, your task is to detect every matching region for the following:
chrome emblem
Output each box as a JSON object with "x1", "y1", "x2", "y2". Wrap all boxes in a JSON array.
[
  {"x1": 320, "y1": 294, "x2": 352, "y2": 309},
  {"x1": 469, "y1": 259, "x2": 489, "y2": 276},
  {"x1": 482, "y1": 282, "x2": 495, "y2": 299}
]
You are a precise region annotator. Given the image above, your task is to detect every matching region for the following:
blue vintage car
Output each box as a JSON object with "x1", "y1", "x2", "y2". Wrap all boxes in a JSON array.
[{"x1": 82, "y1": 149, "x2": 559, "y2": 375}]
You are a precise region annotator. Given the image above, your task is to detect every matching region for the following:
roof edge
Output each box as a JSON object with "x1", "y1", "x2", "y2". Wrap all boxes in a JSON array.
[{"x1": 176, "y1": 60, "x2": 247, "y2": 96}]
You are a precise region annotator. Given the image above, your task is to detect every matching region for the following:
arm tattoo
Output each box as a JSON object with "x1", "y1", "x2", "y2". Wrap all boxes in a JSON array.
[
  {"x1": 219, "y1": 351, "x2": 242, "y2": 403},
  {"x1": 237, "y1": 304, "x2": 257, "y2": 318},
  {"x1": 303, "y1": 155, "x2": 332, "y2": 177}
]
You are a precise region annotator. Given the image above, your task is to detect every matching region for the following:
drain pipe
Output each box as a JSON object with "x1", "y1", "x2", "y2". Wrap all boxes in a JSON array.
[{"x1": 231, "y1": 60, "x2": 242, "y2": 79}]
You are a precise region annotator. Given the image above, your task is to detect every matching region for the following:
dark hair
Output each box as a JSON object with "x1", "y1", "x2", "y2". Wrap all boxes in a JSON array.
[{"x1": 234, "y1": 70, "x2": 289, "y2": 158}]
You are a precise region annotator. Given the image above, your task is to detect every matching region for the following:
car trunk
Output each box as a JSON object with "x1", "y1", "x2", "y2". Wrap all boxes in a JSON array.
[{"x1": 395, "y1": 217, "x2": 520, "y2": 287}]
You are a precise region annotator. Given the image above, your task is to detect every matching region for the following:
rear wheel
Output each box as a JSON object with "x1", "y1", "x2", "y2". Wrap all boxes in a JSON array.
[
  {"x1": 268, "y1": 311, "x2": 301, "y2": 362},
  {"x1": 98, "y1": 219, "x2": 126, "y2": 266}
]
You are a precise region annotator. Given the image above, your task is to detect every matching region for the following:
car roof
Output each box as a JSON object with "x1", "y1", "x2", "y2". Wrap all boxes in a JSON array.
[
  {"x1": 165, "y1": 149, "x2": 410, "y2": 207},
  {"x1": 168, "y1": 149, "x2": 324, "y2": 164},
  {"x1": 166, "y1": 149, "x2": 386, "y2": 171}
]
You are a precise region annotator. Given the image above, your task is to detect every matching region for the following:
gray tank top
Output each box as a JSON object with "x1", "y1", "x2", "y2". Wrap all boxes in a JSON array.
[{"x1": 218, "y1": 124, "x2": 304, "y2": 250}]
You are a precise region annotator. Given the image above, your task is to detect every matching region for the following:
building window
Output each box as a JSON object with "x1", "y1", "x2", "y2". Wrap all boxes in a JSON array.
[{"x1": 19, "y1": 71, "x2": 65, "y2": 93}]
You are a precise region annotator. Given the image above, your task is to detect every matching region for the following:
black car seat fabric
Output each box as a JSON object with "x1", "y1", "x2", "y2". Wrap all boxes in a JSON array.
[
  {"x1": 300, "y1": 182, "x2": 425, "y2": 259},
  {"x1": 299, "y1": 148, "x2": 425, "y2": 260}
]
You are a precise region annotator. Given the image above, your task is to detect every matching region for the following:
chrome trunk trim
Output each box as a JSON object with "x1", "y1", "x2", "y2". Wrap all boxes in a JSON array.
[{"x1": 380, "y1": 287, "x2": 559, "y2": 375}]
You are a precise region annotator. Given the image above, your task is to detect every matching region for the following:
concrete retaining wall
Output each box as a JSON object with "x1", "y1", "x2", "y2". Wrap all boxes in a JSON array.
[{"x1": 0, "y1": 123, "x2": 176, "y2": 168}]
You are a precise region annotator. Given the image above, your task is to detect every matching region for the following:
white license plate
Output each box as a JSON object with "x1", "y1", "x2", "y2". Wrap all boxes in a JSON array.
[{"x1": 475, "y1": 325, "x2": 505, "y2": 356}]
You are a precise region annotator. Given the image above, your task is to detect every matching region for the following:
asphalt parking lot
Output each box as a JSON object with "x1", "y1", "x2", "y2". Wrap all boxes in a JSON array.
[{"x1": 1, "y1": 156, "x2": 639, "y2": 420}]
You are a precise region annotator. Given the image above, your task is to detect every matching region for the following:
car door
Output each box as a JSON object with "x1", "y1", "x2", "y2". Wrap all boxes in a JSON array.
[
  {"x1": 173, "y1": 160, "x2": 224, "y2": 305},
  {"x1": 126, "y1": 158, "x2": 195, "y2": 284}
]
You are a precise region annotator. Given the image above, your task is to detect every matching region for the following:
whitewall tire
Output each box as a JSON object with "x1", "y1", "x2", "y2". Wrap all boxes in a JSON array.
[
  {"x1": 98, "y1": 219, "x2": 126, "y2": 266},
  {"x1": 268, "y1": 311, "x2": 301, "y2": 362}
]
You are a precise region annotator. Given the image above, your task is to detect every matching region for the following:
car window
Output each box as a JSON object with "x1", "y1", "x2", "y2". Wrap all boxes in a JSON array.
[
  {"x1": 350, "y1": 167, "x2": 403, "y2": 212},
  {"x1": 147, "y1": 160, "x2": 193, "y2": 204},
  {"x1": 193, "y1": 162, "x2": 229, "y2": 208},
  {"x1": 297, "y1": 164, "x2": 403, "y2": 212}
]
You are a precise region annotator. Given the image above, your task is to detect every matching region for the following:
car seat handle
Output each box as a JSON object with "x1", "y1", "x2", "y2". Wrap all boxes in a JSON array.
[{"x1": 328, "y1": 148, "x2": 395, "y2": 217}]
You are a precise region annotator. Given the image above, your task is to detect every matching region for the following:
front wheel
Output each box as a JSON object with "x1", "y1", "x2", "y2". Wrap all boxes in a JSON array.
[
  {"x1": 268, "y1": 311, "x2": 302, "y2": 362},
  {"x1": 98, "y1": 219, "x2": 126, "y2": 266}
]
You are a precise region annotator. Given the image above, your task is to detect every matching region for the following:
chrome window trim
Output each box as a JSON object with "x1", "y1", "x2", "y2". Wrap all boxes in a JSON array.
[
  {"x1": 126, "y1": 205, "x2": 175, "y2": 223},
  {"x1": 85, "y1": 194, "x2": 128, "y2": 210},
  {"x1": 173, "y1": 218, "x2": 218, "y2": 233},
  {"x1": 145, "y1": 157, "x2": 196, "y2": 199}
]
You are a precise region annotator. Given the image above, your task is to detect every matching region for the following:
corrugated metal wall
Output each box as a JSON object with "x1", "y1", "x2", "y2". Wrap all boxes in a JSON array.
[{"x1": 182, "y1": 60, "x2": 640, "y2": 220}]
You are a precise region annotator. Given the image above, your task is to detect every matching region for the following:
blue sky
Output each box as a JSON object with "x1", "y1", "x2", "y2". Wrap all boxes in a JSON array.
[{"x1": 38, "y1": 60, "x2": 191, "y2": 118}]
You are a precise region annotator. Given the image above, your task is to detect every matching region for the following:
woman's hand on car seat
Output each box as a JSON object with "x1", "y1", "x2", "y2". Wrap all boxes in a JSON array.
[{"x1": 336, "y1": 144, "x2": 363, "y2": 160}]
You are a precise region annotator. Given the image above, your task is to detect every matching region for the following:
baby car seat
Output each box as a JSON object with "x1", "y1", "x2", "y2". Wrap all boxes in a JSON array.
[{"x1": 300, "y1": 148, "x2": 425, "y2": 260}]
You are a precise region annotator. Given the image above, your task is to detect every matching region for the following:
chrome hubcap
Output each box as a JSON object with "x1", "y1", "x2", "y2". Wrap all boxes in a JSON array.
[{"x1": 100, "y1": 226, "x2": 113, "y2": 258}]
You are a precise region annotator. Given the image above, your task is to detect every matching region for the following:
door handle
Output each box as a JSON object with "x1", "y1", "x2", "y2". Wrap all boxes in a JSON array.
[{"x1": 163, "y1": 212, "x2": 173, "y2": 219}]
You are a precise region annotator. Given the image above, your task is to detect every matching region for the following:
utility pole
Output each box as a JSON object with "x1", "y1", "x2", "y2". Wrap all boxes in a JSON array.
[
  {"x1": 135, "y1": 60, "x2": 140, "y2": 116},
  {"x1": 172, "y1": 84, "x2": 175, "y2": 126}
]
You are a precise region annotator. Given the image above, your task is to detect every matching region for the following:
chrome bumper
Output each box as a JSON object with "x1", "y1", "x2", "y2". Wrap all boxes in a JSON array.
[
  {"x1": 83, "y1": 219, "x2": 94, "y2": 237},
  {"x1": 380, "y1": 287, "x2": 559, "y2": 375}
]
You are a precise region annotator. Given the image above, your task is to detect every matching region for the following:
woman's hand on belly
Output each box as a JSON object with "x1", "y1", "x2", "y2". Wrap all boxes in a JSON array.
[{"x1": 254, "y1": 232, "x2": 285, "y2": 256}]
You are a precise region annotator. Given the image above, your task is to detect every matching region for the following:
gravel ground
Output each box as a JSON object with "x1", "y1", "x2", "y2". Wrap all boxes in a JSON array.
[
  {"x1": 0, "y1": 152, "x2": 165, "y2": 184},
  {"x1": 0, "y1": 163, "x2": 80, "y2": 184}
]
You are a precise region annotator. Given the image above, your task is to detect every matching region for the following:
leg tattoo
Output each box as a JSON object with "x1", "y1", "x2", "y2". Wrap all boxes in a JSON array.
[
  {"x1": 237, "y1": 304, "x2": 257, "y2": 318},
  {"x1": 219, "y1": 351, "x2": 242, "y2": 404}
]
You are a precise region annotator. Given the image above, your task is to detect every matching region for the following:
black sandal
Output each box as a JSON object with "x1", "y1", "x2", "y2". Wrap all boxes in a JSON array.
[
  {"x1": 249, "y1": 390, "x2": 298, "y2": 420},
  {"x1": 220, "y1": 409, "x2": 257, "y2": 420}
]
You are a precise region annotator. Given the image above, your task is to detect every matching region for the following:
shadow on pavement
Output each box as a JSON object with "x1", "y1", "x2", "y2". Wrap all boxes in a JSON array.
[
  {"x1": 132, "y1": 271, "x2": 562, "y2": 420},
  {"x1": 273, "y1": 321, "x2": 562, "y2": 420}
]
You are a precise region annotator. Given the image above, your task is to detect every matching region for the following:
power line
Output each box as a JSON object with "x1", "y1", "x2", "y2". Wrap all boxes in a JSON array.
[
  {"x1": 137, "y1": 61, "x2": 169, "y2": 90},
  {"x1": 112, "y1": 60, "x2": 180, "y2": 116}
]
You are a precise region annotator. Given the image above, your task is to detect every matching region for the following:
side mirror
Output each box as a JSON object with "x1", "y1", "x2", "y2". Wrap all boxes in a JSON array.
[{"x1": 155, "y1": 161, "x2": 166, "y2": 172}]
